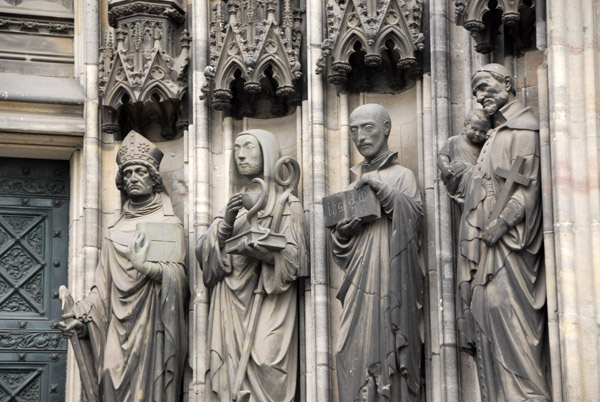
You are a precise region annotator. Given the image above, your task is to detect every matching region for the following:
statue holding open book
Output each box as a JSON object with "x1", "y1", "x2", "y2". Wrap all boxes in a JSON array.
[
  {"x1": 58, "y1": 130, "x2": 188, "y2": 402},
  {"x1": 196, "y1": 129, "x2": 308, "y2": 402},
  {"x1": 325, "y1": 104, "x2": 424, "y2": 402}
]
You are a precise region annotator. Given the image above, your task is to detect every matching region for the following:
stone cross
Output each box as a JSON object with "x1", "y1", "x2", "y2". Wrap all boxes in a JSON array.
[{"x1": 489, "y1": 155, "x2": 533, "y2": 222}]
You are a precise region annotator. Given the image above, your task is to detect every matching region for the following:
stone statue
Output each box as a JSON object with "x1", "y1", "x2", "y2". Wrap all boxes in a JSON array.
[
  {"x1": 329, "y1": 104, "x2": 424, "y2": 402},
  {"x1": 437, "y1": 108, "x2": 491, "y2": 185},
  {"x1": 58, "y1": 130, "x2": 188, "y2": 402},
  {"x1": 446, "y1": 64, "x2": 550, "y2": 401},
  {"x1": 196, "y1": 129, "x2": 308, "y2": 402}
]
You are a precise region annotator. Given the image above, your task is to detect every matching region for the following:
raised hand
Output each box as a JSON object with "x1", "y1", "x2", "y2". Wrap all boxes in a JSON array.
[
  {"x1": 128, "y1": 232, "x2": 151, "y2": 275},
  {"x1": 224, "y1": 193, "x2": 244, "y2": 227}
]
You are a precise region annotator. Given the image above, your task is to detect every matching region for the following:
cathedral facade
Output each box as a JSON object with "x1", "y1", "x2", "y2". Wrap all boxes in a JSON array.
[{"x1": 0, "y1": 1, "x2": 598, "y2": 401}]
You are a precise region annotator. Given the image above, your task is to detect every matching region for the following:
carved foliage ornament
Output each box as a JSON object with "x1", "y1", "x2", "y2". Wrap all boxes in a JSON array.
[
  {"x1": 100, "y1": 0, "x2": 190, "y2": 139},
  {"x1": 203, "y1": 0, "x2": 303, "y2": 117},
  {"x1": 317, "y1": 0, "x2": 424, "y2": 90},
  {"x1": 455, "y1": 0, "x2": 535, "y2": 53},
  {"x1": 0, "y1": 178, "x2": 67, "y2": 198},
  {"x1": 0, "y1": 332, "x2": 66, "y2": 350}
]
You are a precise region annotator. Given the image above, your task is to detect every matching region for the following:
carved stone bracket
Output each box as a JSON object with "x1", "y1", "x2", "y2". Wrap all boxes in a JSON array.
[
  {"x1": 203, "y1": 0, "x2": 304, "y2": 119},
  {"x1": 455, "y1": 0, "x2": 536, "y2": 54},
  {"x1": 99, "y1": 0, "x2": 190, "y2": 140},
  {"x1": 317, "y1": 0, "x2": 424, "y2": 92}
]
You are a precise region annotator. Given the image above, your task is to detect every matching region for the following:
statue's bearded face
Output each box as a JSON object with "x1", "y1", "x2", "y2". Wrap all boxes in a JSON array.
[
  {"x1": 472, "y1": 72, "x2": 510, "y2": 116},
  {"x1": 234, "y1": 134, "x2": 264, "y2": 177},
  {"x1": 122, "y1": 164, "x2": 154, "y2": 200}
]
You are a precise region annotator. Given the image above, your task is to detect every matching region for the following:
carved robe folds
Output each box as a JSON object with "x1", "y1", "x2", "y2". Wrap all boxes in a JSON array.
[
  {"x1": 449, "y1": 101, "x2": 550, "y2": 401},
  {"x1": 73, "y1": 193, "x2": 188, "y2": 402},
  {"x1": 332, "y1": 153, "x2": 424, "y2": 402},
  {"x1": 197, "y1": 130, "x2": 308, "y2": 402}
]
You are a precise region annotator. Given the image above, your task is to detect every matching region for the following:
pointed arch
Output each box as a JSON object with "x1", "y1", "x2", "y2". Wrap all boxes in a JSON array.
[
  {"x1": 253, "y1": 56, "x2": 294, "y2": 89},
  {"x1": 462, "y1": 0, "x2": 495, "y2": 25},
  {"x1": 214, "y1": 58, "x2": 247, "y2": 91},
  {"x1": 139, "y1": 80, "x2": 175, "y2": 105},
  {"x1": 104, "y1": 83, "x2": 136, "y2": 110},
  {"x1": 334, "y1": 30, "x2": 369, "y2": 62},
  {"x1": 375, "y1": 27, "x2": 415, "y2": 61}
]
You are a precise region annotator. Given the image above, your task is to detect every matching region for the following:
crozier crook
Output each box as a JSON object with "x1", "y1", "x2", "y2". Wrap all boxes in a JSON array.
[
  {"x1": 243, "y1": 177, "x2": 268, "y2": 232},
  {"x1": 271, "y1": 156, "x2": 301, "y2": 232}
]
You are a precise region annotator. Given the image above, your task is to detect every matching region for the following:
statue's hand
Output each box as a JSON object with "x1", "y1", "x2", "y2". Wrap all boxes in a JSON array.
[
  {"x1": 224, "y1": 193, "x2": 244, "y2": 227},
  {"x1": 449, "y1": 161, "x2": 468, "y2": 177},
  {"x1": 438, "y1": 162, "x2": 453, "y2": 179},
  {"x1": 57, "y1": 319, "x2": 86, "y2": 338},
  {"x1": 355, "y1": 176, "x2": 383, "y2": 193},
  {"x1": 128, "y1": 232, "x2": 151, "y2": 275},
  {"x1": 237, "y1": 239, "x2": 275, "y2": 264},
  {"x1": 482, "y1": 218, "x2": 509, "y2": 246},
  {"x1": 335, "y1": 218, "x2": 363, "y2": 241}
]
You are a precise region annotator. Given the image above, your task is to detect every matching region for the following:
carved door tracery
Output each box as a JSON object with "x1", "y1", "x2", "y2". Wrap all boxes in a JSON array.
[{"x1": 0, "y1": 158, "x2": 69, "y2": 402}]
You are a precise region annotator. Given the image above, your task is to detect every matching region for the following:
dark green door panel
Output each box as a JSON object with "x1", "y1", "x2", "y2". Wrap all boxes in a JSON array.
[{"x1": 0, "y1": 158, "x2": 69, "y2": 402}]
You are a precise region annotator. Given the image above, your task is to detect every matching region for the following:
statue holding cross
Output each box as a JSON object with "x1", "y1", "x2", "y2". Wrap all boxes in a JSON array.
[{"x1": 446, "y1": 64, "x2": 551, "y2": 401}]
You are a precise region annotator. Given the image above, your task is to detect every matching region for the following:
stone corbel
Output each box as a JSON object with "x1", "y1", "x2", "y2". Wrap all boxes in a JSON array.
[{"x1": 317, "y1": 0, "x2": 424, "y2": 92}]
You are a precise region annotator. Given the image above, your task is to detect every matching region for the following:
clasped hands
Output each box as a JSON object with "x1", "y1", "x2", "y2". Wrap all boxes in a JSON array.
[{"x1": 335, "y1": 176, "x2": 386, "y2": 240}]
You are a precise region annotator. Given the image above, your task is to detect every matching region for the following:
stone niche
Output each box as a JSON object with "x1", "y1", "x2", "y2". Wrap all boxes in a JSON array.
[{"x1": 99, "y1": 0, "x2": 190, "y2": 222}]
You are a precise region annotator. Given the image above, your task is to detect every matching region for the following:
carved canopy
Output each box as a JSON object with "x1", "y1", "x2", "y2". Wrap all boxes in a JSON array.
[
  {"x1": 99, "y1": 0, "x2": 190, "y2": 139},
  {"x1": 455, "y1": 0, "x2": 536, "y2": 54},
  {"x1": 317, "y1": 0, "x2": 424, "y2": 91},
  {"x1": 203, "y1": 0, "x2": 303, "y2": 118}
]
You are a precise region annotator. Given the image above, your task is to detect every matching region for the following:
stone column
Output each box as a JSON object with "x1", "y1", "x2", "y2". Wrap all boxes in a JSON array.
[
  {"x1": 189, "y1": 0, "x2": 211, "y2": 400},
  {"x1": 427, "y1": 1, "x2": 460, "y2": 401},
  {"x1": 546, "y1": 1, "x2": 600, "y2": 400},
  {"x1": 81, "y1": 0, "x2": 101, "y2": 297},
  {"x1": 307, "y1": 0, "x2": 332, "y2": 399},
  {"x1": 66, "y1": 1, "x2": 100, "y2": 401}
]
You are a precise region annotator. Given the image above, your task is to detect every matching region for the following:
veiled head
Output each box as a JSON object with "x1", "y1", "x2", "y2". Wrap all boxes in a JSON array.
[
  {"x1": 230, "y1": 130, "x2": 283, "y2": 216},
  {"x1": 234, "y1": 134, "x2": 264, "y2": 178}
]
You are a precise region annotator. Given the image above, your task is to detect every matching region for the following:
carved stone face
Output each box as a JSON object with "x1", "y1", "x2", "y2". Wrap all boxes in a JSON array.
[
  {"x1": 349, "y1": 106, "x2": 390, "y2": 162},
  {"x1": 472, "y1": 72, "x2": 511, "y2": 116},
  {"x1": 122, "y1": 164, "x2": 154, "y2": 201},
  {"x1": 465, "y1": 117, "x2": 490, "y2": 145},
  {"x1": 234, "y1": 134, "x2": 264, "y2": 177}
]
